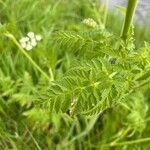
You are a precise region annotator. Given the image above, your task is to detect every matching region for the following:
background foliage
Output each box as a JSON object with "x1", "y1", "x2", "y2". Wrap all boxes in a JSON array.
[{"x1": 0, "y1": 0, "x2": 150, "y2": 149}]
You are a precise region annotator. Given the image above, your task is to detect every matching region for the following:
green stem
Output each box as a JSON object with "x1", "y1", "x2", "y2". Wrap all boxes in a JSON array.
[
  {"x1": 110, "y1": 128, "x2": 131, "y2": 145},
  {"x1": 121, "y1": 0, "x2": 138, "y2": 40},
  {"x1": 5, "y1": 32, "x2": 50, "y2": 81},
  {"x1": 103, "y1": 0, "x2": 109, "y2": 26},
  {"x1": 110, "y1": 137, "x2": 150, "y2": 146}
]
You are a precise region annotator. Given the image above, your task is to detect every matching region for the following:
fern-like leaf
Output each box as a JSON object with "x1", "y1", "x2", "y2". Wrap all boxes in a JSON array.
[{"x1": 38, "y1": 57, "x2": 133, "y2": 116}]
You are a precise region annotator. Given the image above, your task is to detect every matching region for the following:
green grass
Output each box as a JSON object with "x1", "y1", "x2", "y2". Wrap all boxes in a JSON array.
[{"x1": 0, "y1": 0, "x2": 150, "y2": 149}]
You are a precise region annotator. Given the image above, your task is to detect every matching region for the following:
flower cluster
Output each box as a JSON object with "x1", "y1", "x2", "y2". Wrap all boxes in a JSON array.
[
  {"x1": 82, "y1": 18, "x2": 98, "y2": 28},
  {"x1": 19, "y1": 32, "x2": 42, "y2": 51}
]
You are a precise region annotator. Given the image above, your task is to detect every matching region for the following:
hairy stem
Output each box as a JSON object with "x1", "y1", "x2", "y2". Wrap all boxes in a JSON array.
[{"x1": 121, "y1": 0, "x2": 138, "y2": 40}]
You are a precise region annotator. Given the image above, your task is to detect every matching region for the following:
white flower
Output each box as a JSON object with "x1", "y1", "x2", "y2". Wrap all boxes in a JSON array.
[
  {"x1": 35, "y1": 35, "x2": 42, "y2": 41},
  {"x1": 82, "y1": 18, "x2": 97, "y2": 28},
  {"x1": 21, "y1": 42, "x2": 27, "y2": 48},
  {"x1": 19, "y1": 32, "x2": 42, "y2": 51},
  {"x1": 24, "y1": 37, "x2": 30, "y2": 42},
  {"x1": 27, "y1": 32, "x2": 35, "y2": 38},
  {"x1": 26, "y1": 44, "x2": 33, "y2": 51},
  {"x1": 31, "y1": 39, "x2": 37, "y2": 47},
  {"x1": 19, "y1": 37, "x2": 29, "y2": 43}
]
